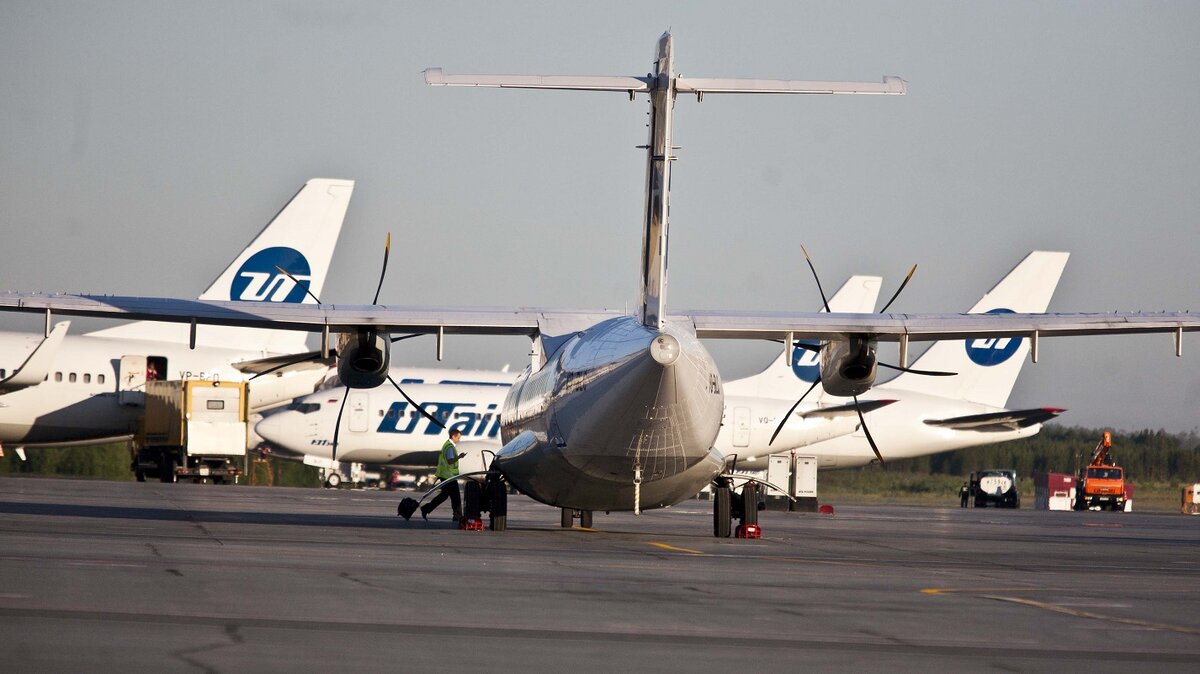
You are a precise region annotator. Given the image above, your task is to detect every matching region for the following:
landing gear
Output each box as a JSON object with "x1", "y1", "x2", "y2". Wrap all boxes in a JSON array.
[
  {"x1": 713, "y1": 480, "x2": 732, "y2": 538},
  {"x1": 559, "y1": 508, "x2": 593, "y2": 529},
  {"x1": 324, "y1": 472, "x2": 342, "y2": 489},
  {"x1": 461, "y1": 480, "x2": 485, "y2": 530},
  {"x1": 712, "y1": 477, "x2": 761, "y2": 538},
  {"x1": 486, "y1": 475, "x2": 507, "y2": 532}
]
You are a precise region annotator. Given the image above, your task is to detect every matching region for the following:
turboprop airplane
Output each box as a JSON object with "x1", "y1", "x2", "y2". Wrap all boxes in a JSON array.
[
  {"x1": 2, "y1": 34, "x2": 1197, "y2": 538},
  {"x1": 0, "y1": 178, "x2": 355, "y2": 453},
  {"x1": 254, "y1": 276, "x2": 881, "y2": 484},
  {"x1": 726, "y1": 250, "x2": 1071, "y2": 470}
]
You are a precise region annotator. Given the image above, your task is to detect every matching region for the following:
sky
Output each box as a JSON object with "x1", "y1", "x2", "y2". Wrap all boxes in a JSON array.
[{"x1": 1, "y1": 1, "x2": 1198, "y2": 432}]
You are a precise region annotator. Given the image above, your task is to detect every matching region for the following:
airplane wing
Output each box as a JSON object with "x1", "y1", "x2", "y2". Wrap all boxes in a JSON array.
[
  {"x1": 0, "y1": 320, "x2": 70, "y2": 395},
  {"x1": 923, "y1": 407, "x2": 1067, "y2": 432},
  {"x1": 0, "y1": 292, "x2": 1196, "y2": 346}
]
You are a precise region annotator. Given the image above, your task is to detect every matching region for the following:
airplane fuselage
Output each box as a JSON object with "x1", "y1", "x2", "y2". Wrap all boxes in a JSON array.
[
  {"x1": 0, "y1": 330, "x2": 323, "y2": 445},
  {"x1": 496, "y1": 316, "x2": 726, "y2": 512}
]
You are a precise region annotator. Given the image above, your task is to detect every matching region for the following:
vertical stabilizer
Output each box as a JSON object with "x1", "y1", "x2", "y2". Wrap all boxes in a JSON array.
[
  {"x1": 885, "y1": 251, "x2": 1069, "y2": 408},
  {"x1": 86, "y1": 179, "x2": 354, "y2": 353},
  {"x1": 724, "y1": 276, "x2": 882, "y2": 398}
]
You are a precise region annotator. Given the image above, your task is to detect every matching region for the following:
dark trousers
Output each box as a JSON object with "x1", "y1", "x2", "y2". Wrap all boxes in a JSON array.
[{"x1": 422, "y1": 480, "x2": 461, "y2": 519}]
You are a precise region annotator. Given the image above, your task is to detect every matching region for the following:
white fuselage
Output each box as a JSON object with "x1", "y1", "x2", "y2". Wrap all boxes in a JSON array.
[{"x1": 0, "y1": 330, "x2": 323, "y2": 445}]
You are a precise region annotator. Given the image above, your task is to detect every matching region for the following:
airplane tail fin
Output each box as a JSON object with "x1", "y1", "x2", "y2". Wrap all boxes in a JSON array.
[
  {"x1": 885, "y1": 251, "x2": 1069, "y2": 408},
  {"x1": 724, "y1": 276, "x2": 881, "y2": 398},
  {"x1": 86, "y1": 179, "x2": 354, "y2": 353}
]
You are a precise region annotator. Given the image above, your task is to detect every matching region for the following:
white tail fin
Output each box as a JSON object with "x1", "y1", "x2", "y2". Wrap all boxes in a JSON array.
[
  {"x1": 725, "y1": 276, "x2": 882, "y2": 398},
  {"x1": 86, "y1": 178, "x2": 354, "y2": 353},
  {"x1": 885, "y1": 251, "x2": 1069, "y2": 408}
]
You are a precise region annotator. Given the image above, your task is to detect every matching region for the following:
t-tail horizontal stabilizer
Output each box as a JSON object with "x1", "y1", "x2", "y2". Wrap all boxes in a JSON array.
[{"x1": 425, "y1": 32, "x2": 905, "y2": 331}]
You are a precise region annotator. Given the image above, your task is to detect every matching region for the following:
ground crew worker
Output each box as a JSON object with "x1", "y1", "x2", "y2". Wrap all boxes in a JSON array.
[{"x1": 420, "y1": 429, "x2": 466, "y2": 522}]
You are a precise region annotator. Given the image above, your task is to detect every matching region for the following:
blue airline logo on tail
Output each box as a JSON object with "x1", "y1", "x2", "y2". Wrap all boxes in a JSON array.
[
  {"x1": 965, "y1": 308, "x2": 1022, "y2": 366},
  {"x1": 231, "y1": 247, "x2": 312, "y2": 303},
  {"x1": 791, "y1": 341, "x2": 821, "y2": 383}
]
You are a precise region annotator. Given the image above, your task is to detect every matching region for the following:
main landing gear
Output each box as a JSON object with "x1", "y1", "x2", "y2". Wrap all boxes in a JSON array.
[
  {"x1": 712, "y1": 476, "x2": 762, "y2": 539},
  {"x1": 561, "y1": 508, "x2": 593, "y2": 529}
]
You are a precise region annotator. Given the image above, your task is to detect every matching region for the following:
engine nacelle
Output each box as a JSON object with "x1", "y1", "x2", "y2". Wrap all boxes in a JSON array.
[
  {"x1": 819, "y1": 335, "x2": 877, "y2": 397},
  {"x1": 336, "y1": 330, "x2": 391, "y2": 389}
]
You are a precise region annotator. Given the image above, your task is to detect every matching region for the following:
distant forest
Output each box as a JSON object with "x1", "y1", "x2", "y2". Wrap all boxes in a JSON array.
[
  {"x1": 879, "y1": 424, "x2": 1200, "y2": 482},
  {"x1": 2, "y1": 424, "x2": 1199, "y2": 485}
]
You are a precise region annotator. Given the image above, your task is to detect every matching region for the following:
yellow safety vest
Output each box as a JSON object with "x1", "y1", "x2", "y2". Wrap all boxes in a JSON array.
[{"x1": 436, "y1": 439, "x2": 459, "y2": 480}]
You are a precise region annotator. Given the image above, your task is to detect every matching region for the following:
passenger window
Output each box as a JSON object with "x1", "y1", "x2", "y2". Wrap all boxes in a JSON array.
[
  {"x1": 69, "y1": 373, "x2": 77, "y2": 383},
  {"x1": 83, "y1": 374, "x2": 91, "y2": 383},
  {"x1": 98, "y1": 374, "x2": 106, "y2": 385},
  {"x1": 55, "y1": 372, "x2": 62, "y2": 382}
]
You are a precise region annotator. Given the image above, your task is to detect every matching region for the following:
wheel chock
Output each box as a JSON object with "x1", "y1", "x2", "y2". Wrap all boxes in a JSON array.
[
  {"x1": 459, "y1": 518, "x2": 485, "y2": 531},
  {"x1": 735, "y1": 523, "x2": 762, "y2": 539}
]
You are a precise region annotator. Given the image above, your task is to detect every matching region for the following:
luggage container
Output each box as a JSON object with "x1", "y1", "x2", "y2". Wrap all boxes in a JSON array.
[{"x1": 1033, "y1": 472, "x2": 1076, "y2": 511}]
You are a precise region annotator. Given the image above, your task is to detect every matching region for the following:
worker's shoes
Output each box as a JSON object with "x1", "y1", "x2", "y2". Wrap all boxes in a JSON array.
[{"x1": 396, "y1": 498, "x2": 419, "y2": 521}]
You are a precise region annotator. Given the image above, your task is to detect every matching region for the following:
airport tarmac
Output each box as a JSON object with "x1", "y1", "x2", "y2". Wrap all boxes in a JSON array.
[{"x1": 0, "y1": 476, "x2": 1197, "y2": 672}]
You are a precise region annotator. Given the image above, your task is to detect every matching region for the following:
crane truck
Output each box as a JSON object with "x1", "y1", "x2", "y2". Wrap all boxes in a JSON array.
[{"x1": 1075, "y1": 432, "x2": 1126, "y2": 511}]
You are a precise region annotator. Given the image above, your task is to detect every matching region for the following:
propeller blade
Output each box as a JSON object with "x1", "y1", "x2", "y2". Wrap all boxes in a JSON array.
[
  {"x1": 372, "y1": 232, "x2": 391, "y2": 305},
  {"x1": 800, "y1": 245, "x2": 831, "y2": 313},
  {"x1": 768, "y1": 376, "x2": 821, "y2": 446},
  {"x1": 330, "y1": 387, "x2": 350, "y2": 463},
  {"x1": 853, "y1": 394, "x2": 885, "y2": 465},
  {"x1": 388, "y1": 375, "x2": 447, "y2": 429},
  {"x1": 878, "y1": 263, "x2": 917, "y2": 314},
  {"x1": 877, "y1": 361, "x2": 957, "y2": 377},
  {"x1": 273, "y1": 265, "x2": 323, "y2": 304},
  {"x1": 390, "y1": 333, "x2": 421, "y2": 343}
]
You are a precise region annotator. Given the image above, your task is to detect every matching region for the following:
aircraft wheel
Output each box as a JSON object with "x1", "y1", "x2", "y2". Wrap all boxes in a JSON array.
[
  {"x1": 713, "y1": 486, "x2": 732, "y2": 538},
  {"x1": 488, "y1": 478, "x2": 507, "y2": 531},
  {"x1": 561, "y1": 508, "x2": 574, "y2": 528},
  {"x1": 740, "y1": 483, "x2": 759, "y2": 526},
  {"x1": 463, "y1": 480, "x2": 483, "y2": 521},
  {"x1": 579, "y1": 510, "x2": 593, "y2": 528},
  {"x1": 325, "y1": 473, "x2": 341, "y2": 489}
]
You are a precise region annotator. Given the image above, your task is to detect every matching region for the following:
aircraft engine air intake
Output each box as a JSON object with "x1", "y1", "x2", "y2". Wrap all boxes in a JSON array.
[
  {"x1": 337, "y1": 329, "x2": 391, "y2": 389},
  {"x1": 820, "y1": 335, "x2": 878, "y2": 397}
]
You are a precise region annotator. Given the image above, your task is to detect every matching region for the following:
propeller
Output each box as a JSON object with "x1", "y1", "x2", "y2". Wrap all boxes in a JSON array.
[
  {"x1": 272, "y1": 233, "x2": 445, "y2": 463},
  {"x1": 768, "y1": 376, "x2": 821, "y2": 447},
  {"x1": 767, "y1": 246, "x2": 957, "y2": 460}
]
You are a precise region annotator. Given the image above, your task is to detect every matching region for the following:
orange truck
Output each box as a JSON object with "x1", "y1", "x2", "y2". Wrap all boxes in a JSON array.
[{"x1": 1075, "y1": 432, "x2": 1126, "y2": 511}]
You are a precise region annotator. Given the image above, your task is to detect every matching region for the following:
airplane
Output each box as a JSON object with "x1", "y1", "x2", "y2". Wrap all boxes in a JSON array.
[
  {"x1": 723, "y1": 250, "x2": 1072, "y2": 470},
  {"x1": 0, "y1": 178, "x2": 355, "y2": 458},
  {"x1": 254, "y1": 276, "x2": 880, "y2": 483},
  {"x1": 258, "y1": 250, "x2": 1068, "y2": 496},
  {"x1": 2, "y1": 34, "x2": 1196, "y2": 538}
]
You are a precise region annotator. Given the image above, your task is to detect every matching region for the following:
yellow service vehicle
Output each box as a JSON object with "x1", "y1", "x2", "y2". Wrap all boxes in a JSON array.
[{"x1": 132, "y1": 380, "x2": 248, "y2": 483}]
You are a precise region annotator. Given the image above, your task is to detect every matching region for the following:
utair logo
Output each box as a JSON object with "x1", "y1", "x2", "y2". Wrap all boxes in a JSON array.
[
  {"x1": 964, "y1": 308, "x2": 1023, "y2": 366},
  {"x1": 791, "y1": 341, "x2": 821, "y2": 383},
  {"x1": 377, "y1": 400, "x2": 502, "y2": 439},
  {"x1": 230, "y1": 247, "x2": 312, "y2": 303}
]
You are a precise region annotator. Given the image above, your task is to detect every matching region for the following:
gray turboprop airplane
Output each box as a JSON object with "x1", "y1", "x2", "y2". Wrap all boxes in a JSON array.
[{"x1": 2, "y1": 34, "x2": 1196, "y2": 537}]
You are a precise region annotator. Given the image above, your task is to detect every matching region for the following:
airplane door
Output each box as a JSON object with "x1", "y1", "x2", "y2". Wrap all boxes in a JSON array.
[
  {"x1": 732, "y1": 407, "x2": 751, "y2": 448},
  {"x1": 347, "y1": 392, "x2": 370, "y2": 432},
  {"x1": 118, "y1": 355, "x2": 146, "y2": 406}
]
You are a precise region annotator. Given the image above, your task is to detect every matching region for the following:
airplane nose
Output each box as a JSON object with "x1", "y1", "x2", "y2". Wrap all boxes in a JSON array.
[{"x1": 254, "y1": 414, "x2": 287, "y2": 445}]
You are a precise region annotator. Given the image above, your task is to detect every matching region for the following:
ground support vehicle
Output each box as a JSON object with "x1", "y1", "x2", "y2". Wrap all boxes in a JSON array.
[
  {"x1": 1075, "y1": 432, "x2": 1126, "y2": 511},
  {"x1": 968, "y1": 469, "x2": 1020, "y2": 508},
  {"x1": 131, "y1": 379, "x2": 247, "y2": 483}
]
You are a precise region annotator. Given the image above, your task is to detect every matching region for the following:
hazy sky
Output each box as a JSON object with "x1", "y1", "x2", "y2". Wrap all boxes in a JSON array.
[{"x1": 2, "y1": 2, "x2": 1198, "y2": 432}]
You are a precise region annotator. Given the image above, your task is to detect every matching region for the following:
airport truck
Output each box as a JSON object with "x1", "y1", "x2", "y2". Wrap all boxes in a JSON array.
[
  {"x1": 1075, "y1": 432, "x2": 1126, "y2": 511},
  {"x1": 968, "y1": 469, "x2": 1020, "y2": 508},
  {"x1": 131, "y1": 379, "x2": 248, "y2": 483}
]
